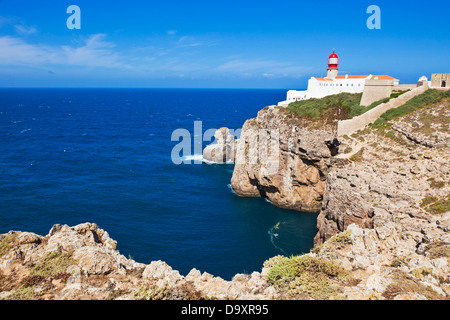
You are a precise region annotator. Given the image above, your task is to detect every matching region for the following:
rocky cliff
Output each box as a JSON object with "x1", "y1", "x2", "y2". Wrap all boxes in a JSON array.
[
  {"x1": 0, "y1": 223, "x2": 278, "y2": 300},
  {"x1": 229, "y1": 106, "x2": 339, "y2": 213},
  {"x1": 210, "y1": 92, "x2": 449, "y2": 300},
  {"x1": 1, "y1": 92, "x2": 449, "y2": 300}
]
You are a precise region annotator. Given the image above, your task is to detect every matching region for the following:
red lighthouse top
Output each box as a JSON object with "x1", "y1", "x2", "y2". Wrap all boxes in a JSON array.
[{"x1": 327, "y1": 50, "x2": 339, "y2": 69}]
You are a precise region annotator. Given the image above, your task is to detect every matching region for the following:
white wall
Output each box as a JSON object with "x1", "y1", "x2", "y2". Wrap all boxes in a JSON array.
[{"x1": 278, "y1": 77, "x2": 366, "y2": 106}]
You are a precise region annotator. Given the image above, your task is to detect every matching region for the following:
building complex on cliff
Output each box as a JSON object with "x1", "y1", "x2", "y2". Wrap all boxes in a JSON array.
[{"x1": 278, "y1": 51, "x2": 449, "y2": 108}]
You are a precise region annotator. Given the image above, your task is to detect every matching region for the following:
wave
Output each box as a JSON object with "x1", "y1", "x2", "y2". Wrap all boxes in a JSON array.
[
  {"x1": 268, "y1": 222, "x2": 287, "y2": 256},
  {"x1": 182, "y1": 154, "x2": 216, "y2": 165},
  {"x1": 181, "y1": 154, "x2": 234, "y2": 165},
  {"x1": 227, "y1": 184, "x2": 236, "y2": 195}
]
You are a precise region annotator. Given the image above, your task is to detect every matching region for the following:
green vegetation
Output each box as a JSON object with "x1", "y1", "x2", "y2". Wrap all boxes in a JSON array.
[
  {"x1": 288, "y1": 93, "x2": 362, "y2": 122},
  {"x1": 266, "y1": 254, "x2": 350, "y2": 300},
  {"x1": 411, "y1": 267, "x2": 433, "y2": 279},
  {"x1": 420, "y1": 194, "x2": 450, "y2": 215},
  {"x1": 327, "y1": 230, "x2": 352, "y2": 249},
  {"x1": 0, "y1": 250, "x2": 76, "y2": 300},
  {"x1": 32, "y1": 251, "x2": 77, "y2": 277},
  {"x1": 383, "y1": 270, "x2": 444, "y2": 300},
  {"x1": 312, "y1": 230, "x2": 352, "y2": 258},
  {"x1": 343, "y1": 146, "x2": 352, "y2": 154},
  {"x1": 132, "y1": 283, "x2": 204, "y2": 300},
  {"x1": 3, "y1": 285, "x2": 43, "y2": 300},
  {"x1": 390, "y1": 255, "x2": 410, "y2": 268},
  {"x1": 428, "y1": 178, "x2": 446, "y2": 189},
  {"x1": 421, "y1": 196, "x2": 438, "y2": 207},
  {"x1": 425, "y1": 243, "x2": 450, "y2": 259},
  {"x1": 349, "y1": 147, "x2": 365, "y2": 162},
  {"x1": 371, "y1": 89, "x2": 450, "y2": 131},
  {"x1": 0, "y1": 233, "x2": 17, "y2": 257},
  {"x1": 287, "y1": 90, "x2": 411, "y2": 124}
]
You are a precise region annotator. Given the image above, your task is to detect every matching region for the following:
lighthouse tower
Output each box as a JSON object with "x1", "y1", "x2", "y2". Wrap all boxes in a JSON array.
[{"x1": 326, "y1": 50, "x2": 339, "y2": 79}]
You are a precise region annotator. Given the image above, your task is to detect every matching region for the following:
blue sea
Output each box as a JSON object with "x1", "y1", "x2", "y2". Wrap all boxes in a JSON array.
[{"x1": 0, "y1": 88, "x2": 317, "y2": 280}]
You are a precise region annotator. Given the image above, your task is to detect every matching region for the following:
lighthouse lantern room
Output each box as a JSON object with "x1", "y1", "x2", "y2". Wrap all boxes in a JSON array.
[{"x1": 326, "y1": 50, "x2": 339, "y2": 79}]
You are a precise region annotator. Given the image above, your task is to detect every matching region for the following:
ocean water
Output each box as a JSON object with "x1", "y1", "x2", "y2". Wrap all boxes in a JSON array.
[{"x1": 0, "y1": 88, "x2": 317, "y2": 280}]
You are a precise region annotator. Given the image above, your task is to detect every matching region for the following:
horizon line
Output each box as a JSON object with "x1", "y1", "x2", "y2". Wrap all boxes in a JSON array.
[{"x1": 0, "y1": 87, "x2": 302, "y2": 90}]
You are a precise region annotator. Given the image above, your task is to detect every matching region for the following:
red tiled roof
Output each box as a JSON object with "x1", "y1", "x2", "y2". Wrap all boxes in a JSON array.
[{"x1": 314, "y1": 75, "x2": 398, "y2": 81}]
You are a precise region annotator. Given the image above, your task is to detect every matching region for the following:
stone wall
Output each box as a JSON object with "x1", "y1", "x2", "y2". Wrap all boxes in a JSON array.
[
  {"x1": 431, "y1": 73, "x2": 450, "y2": 88},
  {"x1": 393, "y1": 84, "x2": 417, "y2": 91},
  {"x1": 337, "y1": 83, "x2": 429, "y2": 137},
  {"x1": 360, "y1": 79, "x2": 395, "y2": 107}
]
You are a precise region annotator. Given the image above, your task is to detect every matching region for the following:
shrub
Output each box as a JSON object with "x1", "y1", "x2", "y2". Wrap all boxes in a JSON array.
[
  {"x1": 411, "y1": 267, "x2": 433, "y2": 279},
  {"x1": 32, "y1": 251, "x2": 77, "y2": 277},
  {"x1": 376, "y1": 89, "x2": 450, "y2": 124},
  {"x1": 349, "y1": 147, "x2": 364, "y2": 162},
  {"x1": 0, "y1": 233, "x2": 17, "y2": 258},
  {"x1": 383, "y1": 270, "x2": 444, "y2": 300},
  {"x1": 4, "y1": 286, "x2": 42, "y2": 300},
  {"x1": 288, "y1": 93, "x2": 362, "y2": 123},
  {"x1": 266, "y1": 254, "x2": 349, "y2": 299},
  {"x1": 132, "y1": 282, "x2": 203, "y2": 300},
  {"x1": 425, "y1": 243, "x2": 450, "y2": 259},
  {"x1": 420, "y1": 195, "x2": 450, "y2": 214}
]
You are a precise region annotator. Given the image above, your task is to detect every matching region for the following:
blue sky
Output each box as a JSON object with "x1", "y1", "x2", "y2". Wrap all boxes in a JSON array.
[{"x1": 0, "y1": 0, "x2": 449, "y2": 88}]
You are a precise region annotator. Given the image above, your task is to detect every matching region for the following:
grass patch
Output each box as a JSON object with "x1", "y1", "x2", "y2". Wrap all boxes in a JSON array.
[
  {"x1": 32, "y1": 251, "x2": 77, "y2": 277},
  {"x1": 326, "y1": 230, "x2": 352, "y2": 250},
  {"x1": 3, "y1": 286, "x2": 43, "y2": 300},
  {"x1": 383, "y1": 270, "x2": 444, "y2": 300},
  {"x1": 428, "y1": 198, "x2": 450, "y2": 214},
  {"x1": 420, "y1": 195, "x2": 450, "y2": 214},
  {"x1": 428, "y1": 178, "x2": 446, "y2": 189},
  {"x1": 349, "y1": 147, "x2": 365, "y2": 162},
  {"x1": 421, "y1": 196, "x2": 438, "y2": 207},
  {"x1": 343, "y1": 146, "x2": 352, "y2": 154},
  {"x1": 266, "y1": 254, "x2": 349, "y2": 300},
  {"x1": 371, "y1": 89, "x2": 450, "y2": 131},
  {"x1": 390, "y1": 255, "x2": 410, "y2": 268},
  {"x1": 287, "y1": 90, "x2": 411, "y2": 125},
  {"x1": 132, "y1": 282, "x2": 204, "y2": 300},
  {"x1": 288, "y1": 93, "x2": 361, "y2": 123},
  {"x1": 425, "y1": 242, "x2": 450, "y2": 259},
  {"x1": 0, "y1": 233, "x2": 17, "y2": 258},
  {"x1": 411, "y1": 267, "x2": 433, "y2": 279}
]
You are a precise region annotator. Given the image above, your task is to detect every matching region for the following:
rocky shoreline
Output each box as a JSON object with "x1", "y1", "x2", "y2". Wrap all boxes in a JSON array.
[{"x1": 1, "y1": 91, "x2": 449, "y2": 300}]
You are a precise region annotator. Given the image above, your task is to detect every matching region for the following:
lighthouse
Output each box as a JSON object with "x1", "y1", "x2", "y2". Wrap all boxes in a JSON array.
[
  {"x1": 326, "y1": 50, "x2": 339, "y2": 79},
  {"x1": 277, "y1": 50, "x2": 400, "y2": 107}
]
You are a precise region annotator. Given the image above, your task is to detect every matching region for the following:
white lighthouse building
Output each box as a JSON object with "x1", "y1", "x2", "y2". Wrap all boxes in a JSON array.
[{"x1": 278, "y1": 51, "x2": 399, "y2": 107}]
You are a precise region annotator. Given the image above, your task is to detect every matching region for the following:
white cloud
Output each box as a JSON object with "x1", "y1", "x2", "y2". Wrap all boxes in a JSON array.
[
  {"x1": 216, "y1": 58, "x2": 313, "y2": 78},
  {"x1": 0, "y1": 34, "x2": 129, "y2": 69},
  {"x1": 14, "y1": 24, "x2": 37, "y2": 35}
]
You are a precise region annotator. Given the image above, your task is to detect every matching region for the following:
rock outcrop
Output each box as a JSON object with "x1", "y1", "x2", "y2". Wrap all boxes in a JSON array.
[
  {"x1": 1, "y1": 93, "x2": 449, "y2": 300},
  {"x1": 0, "y1": 223, "x2": 278, "y2": 300},
  {"x1": 230, "y1": 106, "x2": 339, "y2": 212},
  {"x1": 203, "y1": 127, "x2": 236, "y2": 163}
]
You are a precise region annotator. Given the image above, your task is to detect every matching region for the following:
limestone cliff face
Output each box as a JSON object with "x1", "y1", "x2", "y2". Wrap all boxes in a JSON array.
[
  {"x1": 0, "y1": 223, "x2": 278, "y2": 300},
  {"x1": 230, "y1": 107, "x2": 339, "y2": 213},
  {"x1": 315, "y1": 99, "x2": 450, "y2": 246}
]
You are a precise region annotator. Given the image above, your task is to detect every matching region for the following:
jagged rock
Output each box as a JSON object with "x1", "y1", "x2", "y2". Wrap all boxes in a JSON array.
[
  {"x1": 203, "y1": 127, "x2": 236, "y2": 163},
  {"x1": 142, "y1": 260, "x2": 182, "y2": 287},
  {"x1": 230, "y1": 107, "x2": 337, "y2": 212}
]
